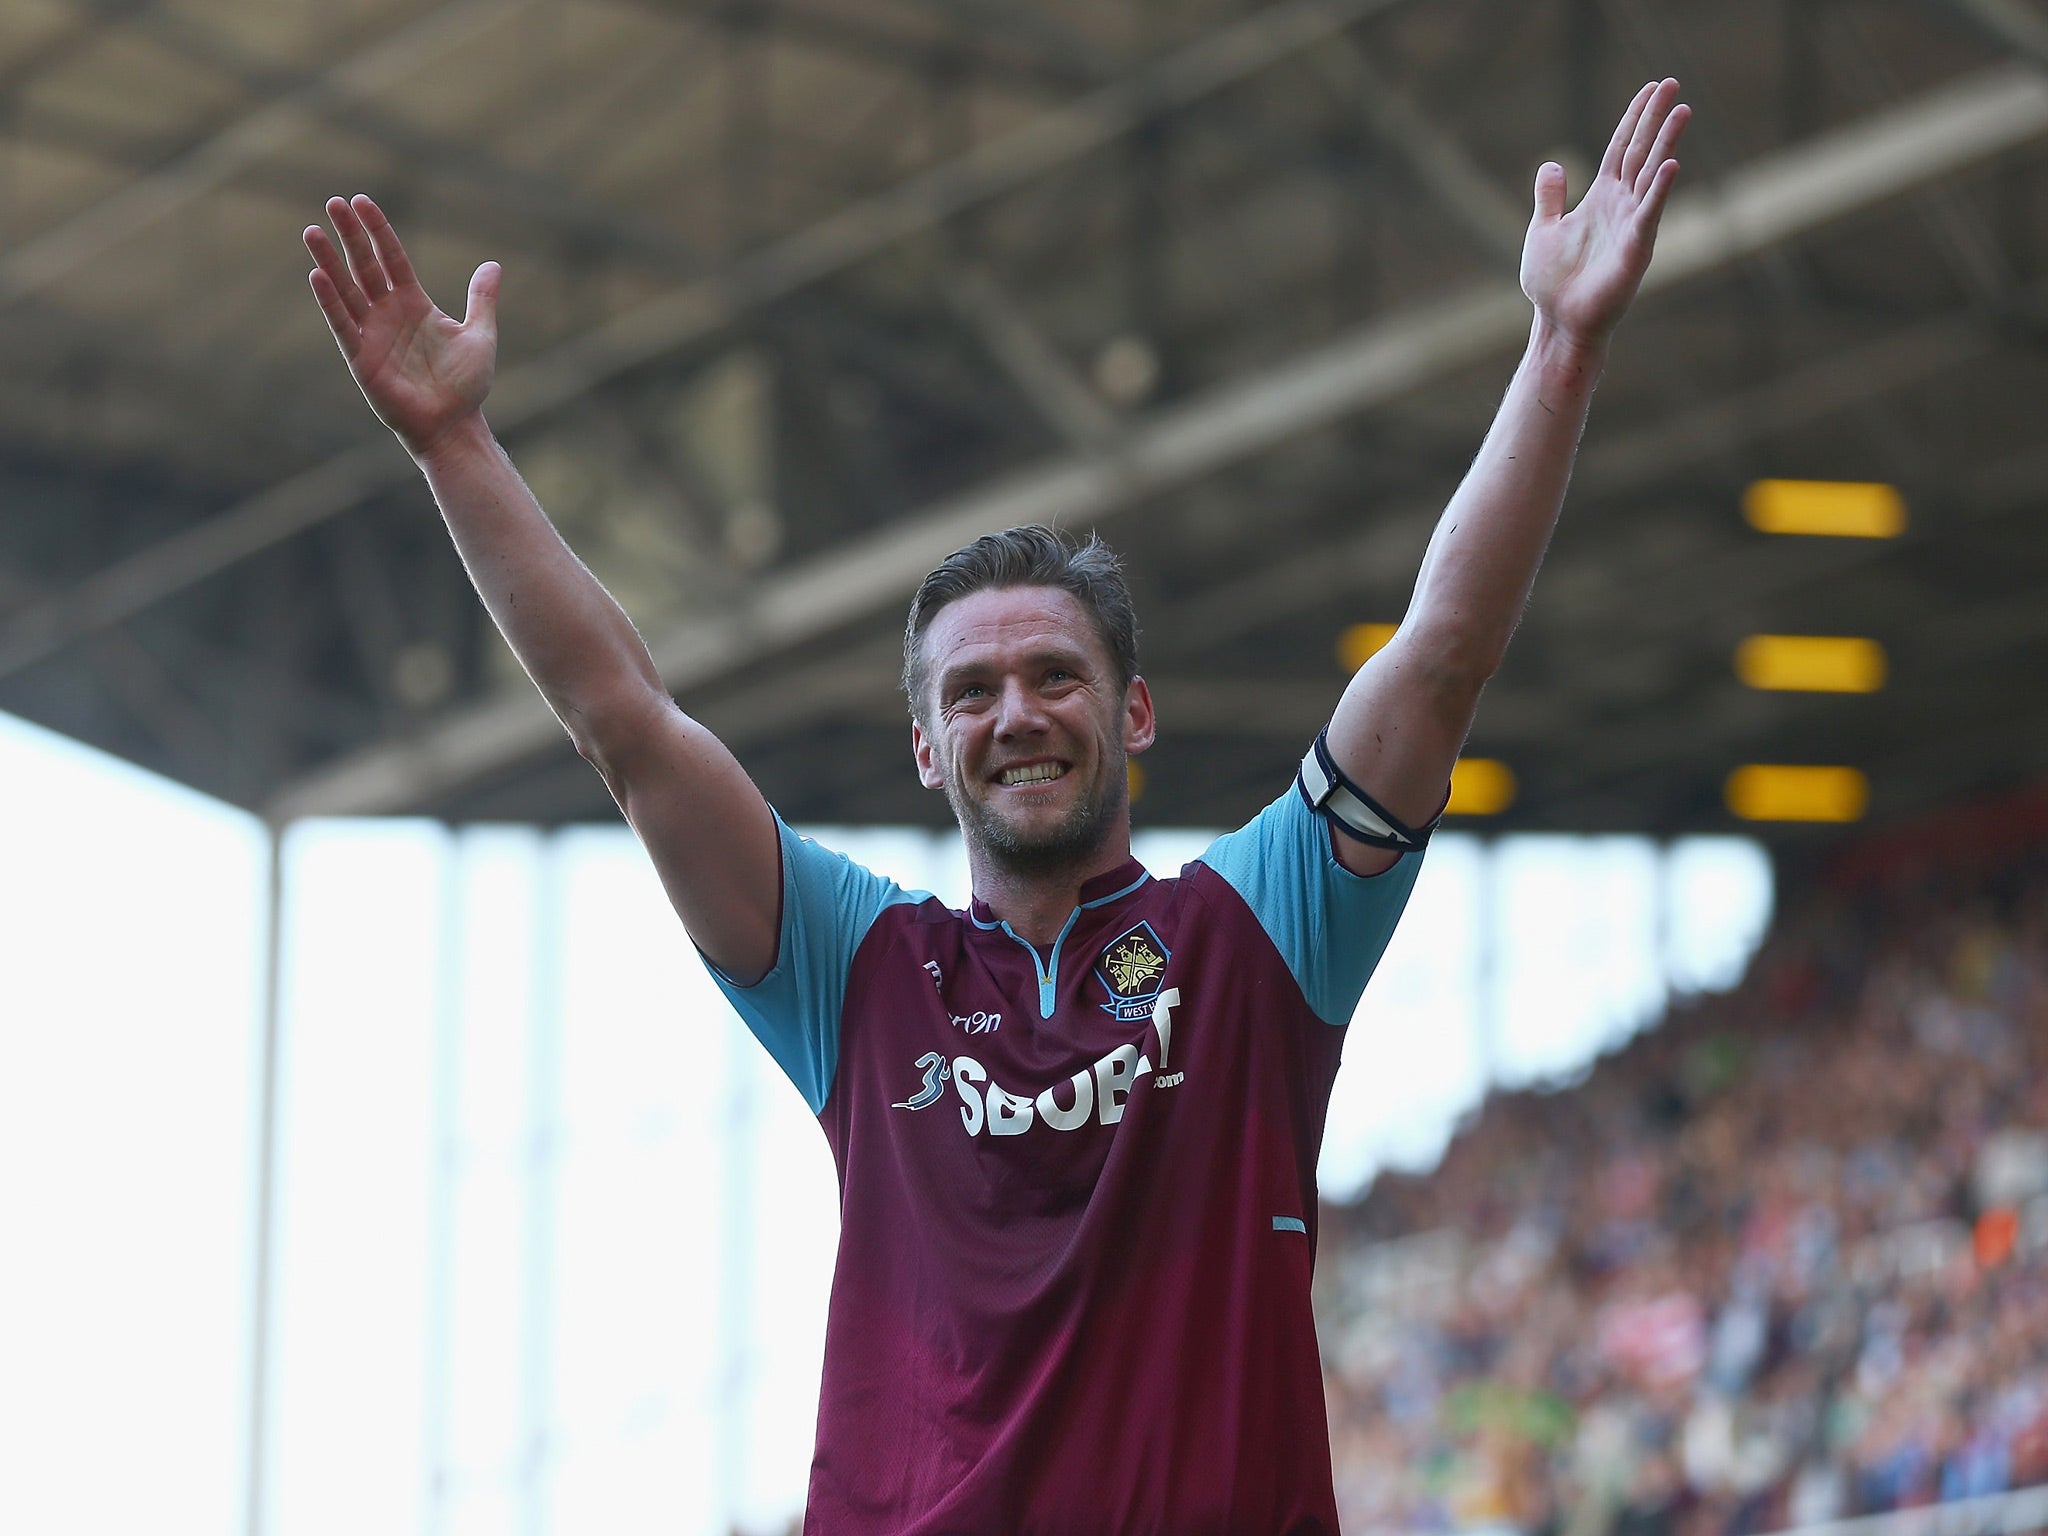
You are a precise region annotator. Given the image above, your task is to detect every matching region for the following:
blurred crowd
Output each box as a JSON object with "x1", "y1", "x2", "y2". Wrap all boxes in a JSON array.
[{"x1": 1319, "y1": 805, "x2": 2048, "y2": 1536}]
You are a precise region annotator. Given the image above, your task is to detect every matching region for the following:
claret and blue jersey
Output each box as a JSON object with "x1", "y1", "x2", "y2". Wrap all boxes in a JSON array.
[{"x1": 710, "y1": 779, "x2": 1422, "y2": 1535}]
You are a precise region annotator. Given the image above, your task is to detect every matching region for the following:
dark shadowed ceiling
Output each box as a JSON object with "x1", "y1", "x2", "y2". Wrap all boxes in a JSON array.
[{"x1": 3, "y1": 0, "x2": 2047, "y2": 850}]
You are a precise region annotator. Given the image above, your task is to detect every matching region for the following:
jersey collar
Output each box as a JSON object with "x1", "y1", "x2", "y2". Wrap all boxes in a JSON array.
[{"x1": 968, "y1": 856, "x2": 1151, "y2": 927}]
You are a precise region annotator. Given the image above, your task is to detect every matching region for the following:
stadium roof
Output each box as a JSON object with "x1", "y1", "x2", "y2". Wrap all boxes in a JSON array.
[{"x1": 3, "y1": 0, "x2": 2046, "y2": 841}]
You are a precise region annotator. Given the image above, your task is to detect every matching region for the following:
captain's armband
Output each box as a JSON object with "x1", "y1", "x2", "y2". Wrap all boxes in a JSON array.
[{"x1": 1296, "y1": 729, "x2": 1443, "y2": 853}]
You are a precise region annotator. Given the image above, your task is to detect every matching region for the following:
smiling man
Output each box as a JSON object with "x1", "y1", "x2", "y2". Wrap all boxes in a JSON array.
[{"x1": 305, "y1": 78, "x2": 1687, "y2": 1535}]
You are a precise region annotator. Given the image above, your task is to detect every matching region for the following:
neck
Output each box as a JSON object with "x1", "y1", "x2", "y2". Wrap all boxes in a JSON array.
[{"x1": 967, "y1": 834, "x2": 1136, "y2": 945}]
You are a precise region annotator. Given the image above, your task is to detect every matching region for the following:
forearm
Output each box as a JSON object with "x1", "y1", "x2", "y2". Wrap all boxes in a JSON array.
[
  {"x1": 1405, "y1": 313, "x2": 1607, "y2": 683},
  {"x1": 415, "y1": 412, "x2": 667, "y2": 753},
  {"x1": 1319, "y1": 81, "x2": 1681, "y2": 873}
]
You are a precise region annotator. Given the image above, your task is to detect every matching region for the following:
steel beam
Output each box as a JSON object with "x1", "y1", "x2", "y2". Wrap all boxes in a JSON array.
[
  {"x1": 656, "y1": 0, "x2": 1101, "y2": 90},
  {"x1": 0, "y1": 562, "x2": 228, "y2": 770},
  {"x1": 0, "y1": 0, "x2": 1415, "y2": 686},
  {"x1": 1524, "y1": 493, "x2": 2048, "y2": 830},
  {"x1": 1641, "y1": 63, "x2": 2048, "y2": 283},
  {"x1": 262, "y1": 55, "x2": 2048, "y2": 818},
  {"x1": 0, "y1": 18, "x2": 712, "y2": 280},
  {"x1": 1940, "y1": 0, "x2": 2048, "y2": 67},
  {"x1": 14, "y1": 47, "x2": 2048, "y2": 815},
  {"x1": 1834, "y1": 6, "x2": 2017, "y2": 306},
  {"x1": 888, "y1": 0, "x2": 1118, "y2": 83},
  {"x1": 135, "y1": 3, "x2": 707, "y2": 273},
  {"x1": 942, "y1": 266, "x2": 1121, "y2": 448},
  {"x1": 0, "y1": 0, "x2": 163, "y2": 105},
  {"x1": 683, "y1": 309, "x2": 2006, "y2": 749},
  {"x1": 0, "y1": 0, "x2": 540, "y2": 306},
  {"x1": 1318, "y1": 40, "x2": 1527, "y2": 266}
]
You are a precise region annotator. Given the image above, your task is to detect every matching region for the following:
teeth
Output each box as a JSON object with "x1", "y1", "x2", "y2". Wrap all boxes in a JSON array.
[{"x1": 999, "y1": 763, "x2": 1066, "y2": 785}]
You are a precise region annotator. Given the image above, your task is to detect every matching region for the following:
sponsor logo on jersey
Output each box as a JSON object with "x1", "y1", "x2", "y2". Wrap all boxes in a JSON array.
[
  {"x1": 892, "y1": 1050, "x2": 952, "y2": 1110},
  {"x1": 1096, "y1": 921, "x2": 1170, "y2": 1022},
  {"x1": 944, "y1": 988, "x2": 1184, "y2": 1136},
  {"x1": 951, "y1": 1010, "x2": 1001, "y2": 1034}
]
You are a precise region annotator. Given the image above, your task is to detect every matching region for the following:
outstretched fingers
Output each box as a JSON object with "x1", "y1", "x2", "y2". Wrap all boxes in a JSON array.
[
  {"x1": 304, "y1": 223, "x2": 365, "y2": 350},
  {"x1": 1598, "y1": 81, "x2": 1658, "y2": 182},
  {"x1": 1632, "y1": 99, "x2": 1690, "y2": 200},
  {"x1": 352, "y1": 195, "x2": 420, "y2": 293},
  {"x1": 1633, "y1": 157, "x2": 1682, "y2": 237},
  {"x1": 303, "y1": 223, "x2": 364, "y2": 308},
  {"x1": 1619, "y1": 80, "x2": 1681, "y2": 190},
  {"x1": 307, "y1": 267, "x2": 361, "y2": 356},
  {"x1": 326, "y1": 195, "x2": 391, "y2": 299}
]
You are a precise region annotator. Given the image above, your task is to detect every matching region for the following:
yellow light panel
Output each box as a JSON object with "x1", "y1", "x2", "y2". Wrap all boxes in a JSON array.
[
  {"x1": 1743, "y1": 479, "x2": 1905, "y2": 538},
  {"x1": 1447, "y1": 758, "x2": 1516, "y2": 816},
  {"x1": 1725, "y1": 765, "x2": 1868, "y2": 823},
  {"x1": 1127, "y1": 760, "x2": 1146, "y2": 801},
  {"x1": 1337, "y1": 622, "x2": 1399, "y2": 672},
  {"x1": 1734, "y1": 635, "x2": 1887, "y2": 693}
]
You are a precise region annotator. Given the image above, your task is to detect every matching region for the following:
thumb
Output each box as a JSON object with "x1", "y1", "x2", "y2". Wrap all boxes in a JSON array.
[
  {"x1": 1531, "y1": 161, "x2": 1567, "y2": 225},
  {"x1": 463, "y1": 261, "x2": 501, "y2": 334}
]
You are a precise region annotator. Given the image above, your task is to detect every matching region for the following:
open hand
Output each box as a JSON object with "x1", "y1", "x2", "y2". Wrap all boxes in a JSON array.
[
  {"x1": 305, "y1": 195, "x2": 499, "y2": 459},
  {"x1": 1520, "y1": 79, "x2": 1689, "y2": 348}
]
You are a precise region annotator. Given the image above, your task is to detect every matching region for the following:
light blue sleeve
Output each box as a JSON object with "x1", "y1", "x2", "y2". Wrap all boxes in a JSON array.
[
  {"x1": 1197, "y1": 784, "x2": 1424, "y2": 1026},
  {"x1": 705, "y1": 815, "x2": 923, "y2": 1113}
]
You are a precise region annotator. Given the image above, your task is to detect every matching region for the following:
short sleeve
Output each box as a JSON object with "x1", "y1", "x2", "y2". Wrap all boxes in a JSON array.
[
  {"x1": 706, "y1": 815, "x2": 924, "y2": 1113},
  {"x1": 1196, "y1": 783, "x2": 1424, "y2": 1026}
]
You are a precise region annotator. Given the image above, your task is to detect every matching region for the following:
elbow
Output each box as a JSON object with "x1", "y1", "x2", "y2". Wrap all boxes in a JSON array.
[
  {"x1": 568, "y1": 717, "x2": 632, "y2": 795},
  {"x1": 1399, "y1": 620, "x2": 1503, "y2": 703},
  {"x1": 563, "y1": 684, "x2": 670, "y2": 783},
  {"x1": 569, "y1": 714, "x2": 618, "y2": 777},
  {"x1": 1452, "y1": 645, "x2": 1507, "y2": 697}
]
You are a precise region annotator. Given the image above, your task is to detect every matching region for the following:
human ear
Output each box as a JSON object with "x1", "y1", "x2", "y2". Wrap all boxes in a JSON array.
[
  {"x1": 912, "y1": 719, "x2": 945, "y2": 790},
  {"x1": 1122, "y1": 676, "x2": 1156, "y2": 755}
]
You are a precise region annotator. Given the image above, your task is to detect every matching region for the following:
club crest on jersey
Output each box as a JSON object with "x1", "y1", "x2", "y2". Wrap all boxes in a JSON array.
[{"x1": 1096, "y1": 921, "x2": 1171, "y2": 1022}]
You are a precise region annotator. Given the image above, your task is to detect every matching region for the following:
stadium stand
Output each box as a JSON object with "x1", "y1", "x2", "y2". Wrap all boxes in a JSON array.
[{"x1": 1320, "y1": 792, "x2": 2048, "y2": 1536}]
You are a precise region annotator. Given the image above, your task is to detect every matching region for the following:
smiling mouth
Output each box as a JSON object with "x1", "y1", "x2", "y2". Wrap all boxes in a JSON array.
[{"x1": 996, "y1": 762, "x2": 1068, "y2": 786}]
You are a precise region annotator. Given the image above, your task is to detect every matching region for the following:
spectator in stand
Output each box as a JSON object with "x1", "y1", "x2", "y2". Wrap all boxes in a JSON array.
[{"x1": 1318, "y1": 809, "x2": 2048, "y2": 1536}]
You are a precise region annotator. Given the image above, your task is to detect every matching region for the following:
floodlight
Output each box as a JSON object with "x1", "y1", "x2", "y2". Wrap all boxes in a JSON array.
[
  {"x1": 1447, "y1": 758, "x2": 1516, "y2": 816},
  {"x1": 1735, "y1": 635, "x2": 1886, "y2": 693},
  {"x1": 1743, "y1": 480, "x2": 1905, "y2": 537},
  {"x1": 1725, "y1": 764, "x2": 1868, "y2": 822}
]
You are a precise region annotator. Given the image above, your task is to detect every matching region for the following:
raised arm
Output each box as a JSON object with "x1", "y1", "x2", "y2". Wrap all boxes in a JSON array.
[
  {"x1": 304, "y1": 196, "x2": 781, "y2": 980},
  {"x1": 1324, "y1": 80, "x2": 1689, "y2": 875}
]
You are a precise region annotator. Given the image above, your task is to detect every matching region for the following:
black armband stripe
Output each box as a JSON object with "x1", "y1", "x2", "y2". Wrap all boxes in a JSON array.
[{"x1": 1296, "y1": 729, "x2": 1443, "y2": 852}]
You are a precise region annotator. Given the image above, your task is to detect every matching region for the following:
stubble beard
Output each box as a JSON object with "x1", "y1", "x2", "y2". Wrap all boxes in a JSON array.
[{"x1": 945, "y1": 750, "x2": 1128, "y2": 878}]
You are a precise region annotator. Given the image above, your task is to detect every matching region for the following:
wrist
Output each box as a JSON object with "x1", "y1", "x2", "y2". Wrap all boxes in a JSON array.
[
  {"x1": 1527, "y1": 311, "x2": 1609, "y2": 390},
  {"x1": 409, "y1": 410, "x2": 496, "y2": 474}
]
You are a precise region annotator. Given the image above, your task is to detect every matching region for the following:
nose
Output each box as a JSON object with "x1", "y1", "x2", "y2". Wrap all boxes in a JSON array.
[{"x1": 992, "y1": 676, "x2": 1051, "y2": 739}]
